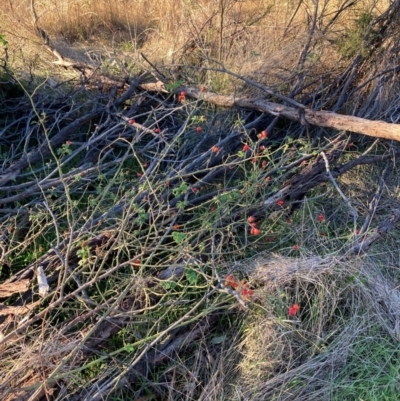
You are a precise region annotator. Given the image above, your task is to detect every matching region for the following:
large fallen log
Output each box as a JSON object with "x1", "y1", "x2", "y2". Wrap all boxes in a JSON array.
[{"x1": 174, "y1": 86, "x2": 400, "y2": 142}]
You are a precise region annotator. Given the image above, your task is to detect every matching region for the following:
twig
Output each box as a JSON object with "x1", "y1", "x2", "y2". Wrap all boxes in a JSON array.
[
  {"x1": 140, "y1": 53, "x2": 167, "y2": 79},
  {"x1": 360, "y1": 164, "x2": 388, "y2": 235},
  {"x1": 320, "y1": 151, "x2": 358, "y2": 231},
  {"x1": 347, "y1": 209, "x2": 400, "y2": 254}
]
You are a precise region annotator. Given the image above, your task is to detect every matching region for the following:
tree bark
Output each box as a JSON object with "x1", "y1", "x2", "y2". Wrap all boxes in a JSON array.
[{"x1": 175, "y1": 86, "x2": 400, "y2": 141}]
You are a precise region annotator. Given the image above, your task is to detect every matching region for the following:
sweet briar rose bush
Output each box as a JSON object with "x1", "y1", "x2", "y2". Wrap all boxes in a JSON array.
[
  {"x1": 119, "y1": 109, "x2": 339, "y2": 395},
  {"x1": 8, "y1": 82, "x2": 384, "y2": 401},
  {"x1": 1, "y1": 91, "x2": 397, "y2": 400}
]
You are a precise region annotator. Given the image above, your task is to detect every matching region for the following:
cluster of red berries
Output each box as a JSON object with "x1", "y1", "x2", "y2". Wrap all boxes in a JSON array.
[
  {"x1": 289, "y1": 303, "x2": 300, "y2": 316},
  {"x1": 240, "y1": 131, "x2": 268, "y2": 163},
  {"x1": 178, "y1": 91, "x2": 186, "y2": 102},
  {"x1": 224, "y1": 275, "x2": 254, "y2": 300},
  {"x1": 247, "y1": 216, "x2": 261, "y2": 235},
  {"x1": 258, "y1": 130, "x2": 268, "y2": 139}
]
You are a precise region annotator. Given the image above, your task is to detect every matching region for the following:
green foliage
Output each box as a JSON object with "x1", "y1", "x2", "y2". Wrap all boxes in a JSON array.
[
  {"x1": 125, "y1": 343, "x2": 134, "y2": 352},
  {"x1": 335, "y1": 12, "x2": 377, "y2": 59},
  {"x1": 173, "y1": 182, "x2": 188, "y2": 196},
  {"x1": 332, "y1": 329, "x2": 400, "y2": 401},
  {"x1": 160, "y1": 281, "x2": 178, "y2": 290},
  {"x1": 184, "y1": 267, "x2": 198, "y2": 285},
  {"x1": 77, "y1": 242, "x2": 91, "y2": 266},
  {"x1": 57, "y1": 142, "x2": 73, "y2": 157},
  {"x1": 172, "y1": 231, "x2": 186, "y2": 244},
  {"x1": 0, "y1": 33, "x2": 7, "y2": 47},
  {"x1": 166, "y1": 80, "x2": 184, "y2": 91}
]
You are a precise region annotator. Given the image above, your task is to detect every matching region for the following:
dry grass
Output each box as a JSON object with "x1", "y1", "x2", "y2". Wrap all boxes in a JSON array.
[
  {"x1": 0, "y1": 0, "x2": 391, "y2": 90},
  {"x1": 230, "y1": 250, "x2": 400, "y2": 401}
]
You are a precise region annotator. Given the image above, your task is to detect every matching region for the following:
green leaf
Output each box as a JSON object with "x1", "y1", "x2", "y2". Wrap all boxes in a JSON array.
[
  {"x1": 173, "y1": 182, "x2": 188, "y2": 196},
  {"x1": 177, "y1": 200, "x2": 188, "y2": 210},
  {"x1": 125, "y1": 343, "x2": 134, "y2": 352},
  {"x1": 211, "y1": 335, "x2": 226, "y2": 345},
  {"x1": 160, "y1": 281, "x2": 177, "y2": 290},
  {"x1": 172, "y1": 231, "x2": 186, "y2": 244},
  {"x1": 185, "y1": 268, "x2": 197, "y2": 285}
]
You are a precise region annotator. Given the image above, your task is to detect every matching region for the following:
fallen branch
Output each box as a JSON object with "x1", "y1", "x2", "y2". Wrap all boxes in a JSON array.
[
  {"x1": 174, "y1": 86, "x2": 400, "y2": 142},
  {"x1": 347, "y1": 209, "x2": 400, "y2": 254},
  {"x1": 0, "y1": 280, "x2": 29, "y2": 298}
]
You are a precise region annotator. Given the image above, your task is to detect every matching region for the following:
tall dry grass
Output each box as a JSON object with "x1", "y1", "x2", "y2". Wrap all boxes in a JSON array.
[{"x1": 1, "y1": 0, "x2": 391, "y2": 82}]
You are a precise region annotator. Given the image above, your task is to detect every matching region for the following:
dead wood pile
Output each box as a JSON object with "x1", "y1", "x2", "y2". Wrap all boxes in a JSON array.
[{"x1": 2, "y1": 1, "x2": 400, "y2": 398}]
